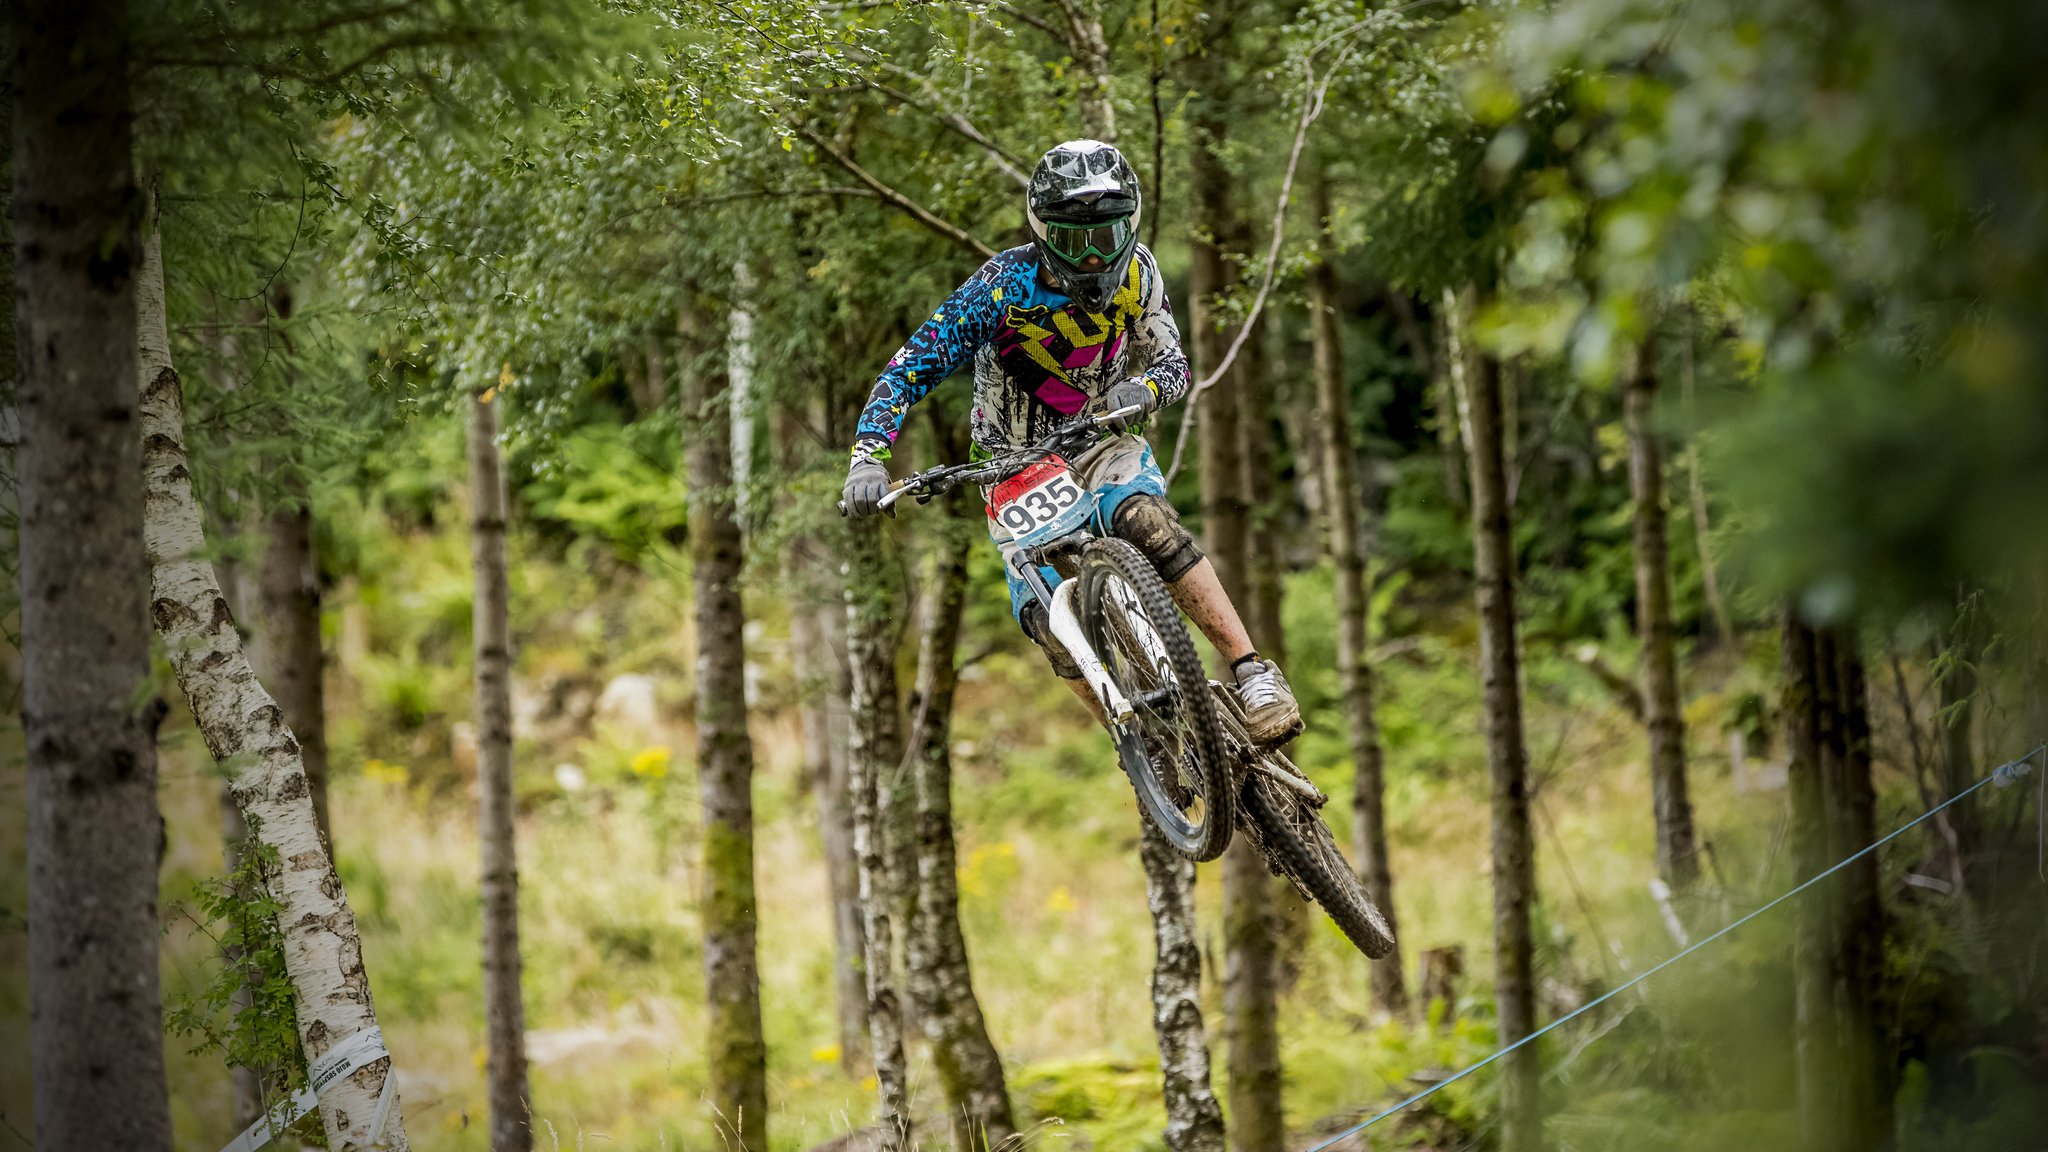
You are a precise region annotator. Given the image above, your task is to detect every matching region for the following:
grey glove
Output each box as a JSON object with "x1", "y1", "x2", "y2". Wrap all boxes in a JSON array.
[
  {"x1": 842, "y1": 457, "x2": 892, "y2": 519},
  {"x1": 1103, "y1": 377, "x2": 1160, "y2": 433}
]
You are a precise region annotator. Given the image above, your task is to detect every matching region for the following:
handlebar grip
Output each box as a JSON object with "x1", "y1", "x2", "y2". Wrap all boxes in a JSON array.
[{"x1": 839, "y1": 481, "x2": 909, "y2": 520}]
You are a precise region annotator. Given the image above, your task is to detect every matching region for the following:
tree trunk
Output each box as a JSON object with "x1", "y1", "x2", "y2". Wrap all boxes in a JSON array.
[
  {"x1": 728, "y1": 258, "x2": 756, "y2": 523},
  {"x1": 683, "y1": 304, "x2": 771, "y2": 1152},
  {"x1": 1056, "y1": 0, "x2": 1116, "y2": 139},
  {"x1": 468, "y1": 389, "x2": 534, "y2": 1152},
  {"x1": 1143, "y1": 821, "x2": 1229, "y2": 1152},
  {"x1": 1677, "y1": 331, "x2": 1733, "y2": 648},
  {"x1": 1781, "y1": 614, "x2": 1843, "y2": 1152},
  {"x1": 903, "y1": 475, "x2": 1018, "y2": 1151},
  {"x1": 1190, "y1": 37, "x2": 1281, "y2": 1148},
  {"x1": 254, "y1": 474, "x2": 332, "y2": 843},
  {"x1": 1624, "y1": 341, "x2": 1699, "y2": 893},
  {"x1": 16, "y1": 5, "x2": 174, "y2": 1142},
  {"x1": 1825, "y1": 636, "x2": 1889, "y2": 1150},
  {"x1": 776, "y1": 399, "x2": 869, "y2": 1074},
  {"x1": 1936, "y1": 592, "x2": 1981, "y2": 892},
  {"x1": 1462, "y1": 346, "x2": 1538, "y2": 1152},
  {"x1": 1241, "y1": 313, "x2": 1311, "y2": 986},
  {"x1": 1228, "y1": 319, "x2": 1288, "y2": 1152},
  {"x1": 138, "y1": 205, "x2": 407, "y2": 1152},
  {"x1": 846, "y1": 516, "x2": 913, "y2": 1150},
  {"x1": 796, "y1": 598, "x2": 869, "y2": 1074},
  {"x1": 1310, "y1": 187, "x2": 1405, "y2": 1016}
]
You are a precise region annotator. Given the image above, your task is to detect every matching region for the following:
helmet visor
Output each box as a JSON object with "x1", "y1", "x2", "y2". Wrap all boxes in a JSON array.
[{"x1": 1043, "y1": 215, "x2": 1135, "y2": 266}]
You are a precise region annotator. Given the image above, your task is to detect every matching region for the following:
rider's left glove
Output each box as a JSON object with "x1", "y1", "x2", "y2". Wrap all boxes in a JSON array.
[
  {"x1": 843, "y1": 456, "x2": 893, "y2": 519},
  {"x1": 1103, "y1": 377, "x2": 1160, "y2": 434}
]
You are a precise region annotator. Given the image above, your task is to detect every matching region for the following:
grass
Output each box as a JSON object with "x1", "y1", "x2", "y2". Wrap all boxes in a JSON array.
[{"x1": 0, "y1": 476, "x2": 1976, "y2": 1152}]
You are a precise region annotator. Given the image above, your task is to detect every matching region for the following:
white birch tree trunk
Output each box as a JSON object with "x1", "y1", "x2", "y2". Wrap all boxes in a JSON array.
[
  {"x1": 137, "y1": 207, "x2": 408, "y2": 1152},
  {"x1": 728, "y1": 258, "x2": 756, "y2": 522}
]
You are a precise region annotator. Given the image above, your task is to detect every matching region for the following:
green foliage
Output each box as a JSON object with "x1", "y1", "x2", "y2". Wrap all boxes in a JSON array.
[
  {"x1": 164, "y1": 820, "x2": 314, "y2": 1144},
  {"x1": 517, "y1": 416, "x2": 688, "y2": 560},
  {"x1": 111, "y1": 0, "x2": 2048, "y2": 1144}
]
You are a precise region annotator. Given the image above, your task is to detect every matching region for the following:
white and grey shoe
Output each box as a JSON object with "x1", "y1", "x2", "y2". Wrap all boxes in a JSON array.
[{"x1": 1235, "y1": 658, "x2": 1304, "y2": 746}]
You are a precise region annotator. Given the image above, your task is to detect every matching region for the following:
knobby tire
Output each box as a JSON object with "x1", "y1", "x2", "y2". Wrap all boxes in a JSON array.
[
  {"x1": 1241, "y1": 772, "x2": 1397, "y2": 959},
  {"x1": 1077, "y1": 537, "x2": 1235, "y2": 862}
]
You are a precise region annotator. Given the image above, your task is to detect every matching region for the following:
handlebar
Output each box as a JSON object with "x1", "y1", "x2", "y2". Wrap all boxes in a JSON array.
[{"x1": 838, "y1": 405, "x2": 1143, "y2": 518}]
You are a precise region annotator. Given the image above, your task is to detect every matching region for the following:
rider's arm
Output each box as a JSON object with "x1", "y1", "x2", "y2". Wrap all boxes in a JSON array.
[
  {"x1": 853, "y1": 257, "x2": 1015, "y2": 462},
  {"x1": 1127, "y1": 247, "x2": 1191, "y2": 409}
]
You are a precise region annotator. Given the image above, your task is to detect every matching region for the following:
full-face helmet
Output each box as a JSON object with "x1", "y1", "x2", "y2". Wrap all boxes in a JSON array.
[{"x1": 1026, "y1": 140, "x2": 1142, "y2": 313}]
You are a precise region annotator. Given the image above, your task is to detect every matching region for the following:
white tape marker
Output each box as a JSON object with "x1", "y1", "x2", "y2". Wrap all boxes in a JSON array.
[{"x1": 218, "y1": 1027, "x2": 393, "y2": 1152}]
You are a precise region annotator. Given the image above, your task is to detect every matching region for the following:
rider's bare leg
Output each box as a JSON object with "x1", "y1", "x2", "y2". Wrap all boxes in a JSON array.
[
  {"x1": 1166, "y1": 557, "x2": 1257, "y2": 663},
  {"x1": 1063, "y1": 675, "x2": 1111, "y2": 729}
]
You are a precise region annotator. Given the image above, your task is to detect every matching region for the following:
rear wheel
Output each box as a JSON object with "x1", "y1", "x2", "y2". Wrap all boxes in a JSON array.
[
  {"x1": 1241, "y1": 772, "x2": 1396, "y2": 959},
  {"x1": 1076, "y1": 538, "x2": 1234, "y2": 862}
]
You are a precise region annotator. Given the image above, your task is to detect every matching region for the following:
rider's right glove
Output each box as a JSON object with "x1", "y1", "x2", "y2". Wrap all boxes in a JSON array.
[
  {"x1": 843, "y1": 455, "x2": 892, "y2": 519},
  {"x1": 1103, "y1": 377, "x2": 1160, "y2": 434}
]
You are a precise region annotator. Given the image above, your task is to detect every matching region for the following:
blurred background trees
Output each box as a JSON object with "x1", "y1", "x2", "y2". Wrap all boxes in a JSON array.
[{"x1": 5, "y1": 0, "x2": 2047, "y2": 1148}]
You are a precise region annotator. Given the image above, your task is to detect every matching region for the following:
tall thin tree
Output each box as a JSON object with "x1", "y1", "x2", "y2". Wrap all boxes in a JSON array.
[
  {"x1": 1623, "y1": 337, "x2": 1698, "y2": 892},
  {"x1": 245, "y1": 285, "x2": 333, "y2": 842},
  {"x1": 847, "y1": 510, "x2": 914, "y2": 1149},
  {"x1": 1780, "y1": 614, "x2": 1843, "y2": 1151},
  {"x1": 1186, "y1": 9, "x2": 1283, "y2": 1147},
  {"x1": 254, "y1": 467, "x2": 332, "y2": 842},
  {"x1": 903, "y1": 414, "x2": 1019, "y2": 1148},
  {"x1": 139, "y1": 198, "x2": 408, "y2": 1152},
  {"x1": 778, "y1": 398, "x2": 869, "y2": 1074},
  {"x1": 468, "y1": 386, "x2": 533, "y2": 1152},
  {"x1": 1461, "y1": 336, "x2": 1539, "y2": 1152},
  {"x1": 1064, "y1": 39, "x2": 1226, "y2": 1149},
  {"x1": 16, "y1": 3, "x2": 174, "y2": 1144},
  {"x1": 683, "y1": 294, "x2": 770, "y2": 1151},
  {"x1": 1142, "y1": 828, "x2": 1229, "y2": 1152},
  {"x1": 1226, "y1": 312, "x2": 1287, "y2": 1152},
  {"x1": 1310, "y1": 178, "x2": 1405, "y2": 1015},
  {"x1": 1824, "y1": 635, "x2": 1887, "y2": 1148}
]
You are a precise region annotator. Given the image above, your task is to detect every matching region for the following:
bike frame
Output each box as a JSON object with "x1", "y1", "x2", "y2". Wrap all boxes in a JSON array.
[{"x1": 870, "y1": 405, "x2": 1154, "y2": 728}]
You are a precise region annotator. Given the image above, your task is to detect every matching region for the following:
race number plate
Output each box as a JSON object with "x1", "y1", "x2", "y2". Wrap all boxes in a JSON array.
[{"x1": 989, "y1": 456, "x2": 1086, "y2": 538}]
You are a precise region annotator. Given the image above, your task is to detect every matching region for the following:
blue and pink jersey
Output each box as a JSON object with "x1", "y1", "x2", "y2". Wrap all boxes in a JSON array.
[{"x1": 853, "y1": 244, "x2": 1190, "y2": 459}]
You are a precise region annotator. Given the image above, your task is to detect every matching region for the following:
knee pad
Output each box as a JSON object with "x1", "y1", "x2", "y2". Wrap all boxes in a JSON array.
[
  {"x1": 1019, "y1": 600, "x2": 1085, "y2": 680},
  {"x1": 1111, "y1": 494, "x2": 1203, "y2": 582}
]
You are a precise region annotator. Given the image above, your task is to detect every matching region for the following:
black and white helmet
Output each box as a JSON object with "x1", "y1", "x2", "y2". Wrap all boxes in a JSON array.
[{"x1": 1026, "y1": 140, "x2": 1142, "y2": 313}]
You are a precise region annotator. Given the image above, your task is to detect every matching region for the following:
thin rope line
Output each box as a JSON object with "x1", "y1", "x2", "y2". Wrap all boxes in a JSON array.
[{"x1": 1300, "y1": 741, "x2": 2046, "y2": 1152}]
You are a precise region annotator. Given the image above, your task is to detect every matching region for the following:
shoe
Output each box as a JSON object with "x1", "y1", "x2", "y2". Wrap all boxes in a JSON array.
[{"x1": 1235, "y1": 659, "x2": 1304, "y2": 746}]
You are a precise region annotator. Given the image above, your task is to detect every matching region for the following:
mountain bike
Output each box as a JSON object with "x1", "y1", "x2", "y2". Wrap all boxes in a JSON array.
[{"x1": 844, "y1": 408, "x2": 1396, "y2": 957}]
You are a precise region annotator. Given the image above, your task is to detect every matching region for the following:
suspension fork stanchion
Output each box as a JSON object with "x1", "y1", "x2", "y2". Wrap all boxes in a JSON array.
[{"x1": 1010, "y1": 552, "x2": 1134, "y2": 723}]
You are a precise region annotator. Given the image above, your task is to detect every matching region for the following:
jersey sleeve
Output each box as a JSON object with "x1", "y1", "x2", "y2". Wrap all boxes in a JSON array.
[
  {"x1": 853, "y1": 257, "x2": 1012, "y2": 460},
  {"x1": 1128, "y1": 248, "x2": 1191, "y2": 408}
]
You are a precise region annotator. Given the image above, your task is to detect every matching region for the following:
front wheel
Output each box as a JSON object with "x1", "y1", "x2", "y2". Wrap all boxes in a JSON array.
[{"x1": 1076, "y1": 538, "x2": 1235, "y2": 862}]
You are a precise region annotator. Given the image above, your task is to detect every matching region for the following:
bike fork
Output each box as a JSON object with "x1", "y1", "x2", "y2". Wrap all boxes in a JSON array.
[{"x1": 1011, "y1": 555, "x2": 1135, "y2": 725}]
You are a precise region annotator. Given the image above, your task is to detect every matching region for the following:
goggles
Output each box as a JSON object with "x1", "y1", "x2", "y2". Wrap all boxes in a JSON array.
[{"x1": 1043, "y1": 214, "x2": 1135, "y2": 265}]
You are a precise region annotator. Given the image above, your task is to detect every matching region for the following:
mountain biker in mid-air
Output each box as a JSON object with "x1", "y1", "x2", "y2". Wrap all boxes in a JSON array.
[{"x1": 841, "y1": 139, "x2": 1301, "y2": 747}]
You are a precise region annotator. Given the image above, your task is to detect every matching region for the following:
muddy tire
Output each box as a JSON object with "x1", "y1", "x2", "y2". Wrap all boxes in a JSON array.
[
  {"x1": 1242, "y1": 774, "x2": 1396, "y2": 958},
  {"x1": 1077, "y1": 537, "x2": 1235, "y2": 862}
]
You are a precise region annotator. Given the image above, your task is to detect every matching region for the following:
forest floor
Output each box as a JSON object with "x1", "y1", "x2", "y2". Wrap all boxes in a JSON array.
[
  {"x1": 140, "y1": 587, "x2": 1816, "y2": 1151},
  {"x1": 0, "y1": 430, "x2": 1928, "y2": 1151}
]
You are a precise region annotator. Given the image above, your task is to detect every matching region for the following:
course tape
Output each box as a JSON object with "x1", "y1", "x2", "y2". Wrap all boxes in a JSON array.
[
  {"x1": 219, "y1": 1026, "x2": 394, "y2": 1152},
  {"x1": 1301, "y1": 743, "x2": 2045, "y2": 1152}
]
